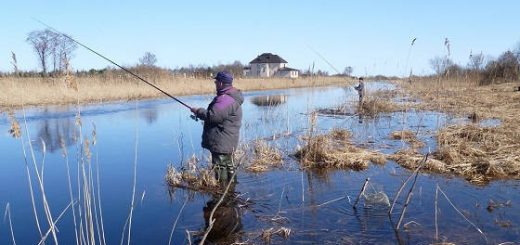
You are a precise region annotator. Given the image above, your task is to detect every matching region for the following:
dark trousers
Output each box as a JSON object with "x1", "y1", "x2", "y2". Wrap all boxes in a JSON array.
[{"x1": 211, "y1": 152, "x2": 236, "y2": 184}]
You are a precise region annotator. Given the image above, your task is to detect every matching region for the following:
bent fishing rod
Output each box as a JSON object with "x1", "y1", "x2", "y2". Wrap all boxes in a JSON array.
[{"x1": 35, "y1": 19, "x2": 193, "y2": 110}]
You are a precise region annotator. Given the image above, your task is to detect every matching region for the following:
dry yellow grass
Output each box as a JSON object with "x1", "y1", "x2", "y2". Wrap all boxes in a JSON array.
[
  {"x1": 392, "y1": 77, "x2": 520, "y2": 183},
  {"x1": 165, "y1": 164, "x2": 219, "y2": 193},
  {"x1": 245, "y1": 140, "x2": 283, "y2": 172},
  {"x1": 358, "y1": 96, "x2": 403, "y2": 117},
  {"x1": 295, "y1": 128, "x2": 386, "y2": 170},
  {"x1": 0, "y1": 76, "x2": 352, "y2": 108}
]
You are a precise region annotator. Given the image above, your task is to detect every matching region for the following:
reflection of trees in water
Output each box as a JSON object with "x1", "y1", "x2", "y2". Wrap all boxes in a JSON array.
[
  {"x1": 36, "y1": 118, "x2": 78, "y2": 153},
  {"x1": 251, "y1": 95, "x2": 287, "y2": 107},
  {"x1": 140, "y1": 108, "x2": 159, "y2": 125}
]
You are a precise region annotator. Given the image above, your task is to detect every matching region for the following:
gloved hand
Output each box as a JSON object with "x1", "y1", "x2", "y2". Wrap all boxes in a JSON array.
[{"x1": 190, "y1": 107, "x2": 202, "y2": 121}]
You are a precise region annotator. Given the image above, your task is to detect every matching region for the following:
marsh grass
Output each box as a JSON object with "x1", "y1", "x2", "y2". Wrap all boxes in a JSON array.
[
  {"x1": 295, "y1": 128, "x2": 386, "y2": 170},
  {"x1": 246, "y1": 140, "x2": 283, "y2": 172},
  {"x1": 358, "y1": 95, "x2": 403, "y2": 117},
  {"x1": 394, "y1": 77, "x2": 520, "y2": 184},
  {"x1": 0, "y1": 76, "x2": 350, "y2": 108},
  {"x1": 165, "y1": 161, "x2": 219, "y2": 193},
  {"x1": 317, "y1": 88, "x2": 404, "y2": 117}
]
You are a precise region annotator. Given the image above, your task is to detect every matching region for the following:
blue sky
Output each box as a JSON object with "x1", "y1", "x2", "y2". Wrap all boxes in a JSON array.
[{"x1": 1, "y1": 0, "x2": 519, "y2": 76}]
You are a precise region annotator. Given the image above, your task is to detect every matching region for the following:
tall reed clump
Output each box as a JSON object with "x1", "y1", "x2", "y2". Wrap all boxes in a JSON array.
[
  {"x1": 5, "y1": 58, "x2": 110, "y2": 245},
  {"x1": 295, "y1": 116, "x2": 386, "y2": 170}
]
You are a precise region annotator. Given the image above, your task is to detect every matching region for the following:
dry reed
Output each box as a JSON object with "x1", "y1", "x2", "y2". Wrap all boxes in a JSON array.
[
  {"x1": 261, "y1": 227, "x2": 291, "y2": 243},
  {"x1": 165, "y1": 164, "x2": 219, "y2": 193},
  {"x1": 0, "y1": 76, "x2": 350, "y2": 108},
  {"x1": 295, "y1": 128, "x2": 386, "y2": 170},
  {"x1": 245, "y1": 140, "x2": 283, "y2": 172},
  {"x1": 389, "y1": 150, "x2": 446, "y2": 173},
  {"x1": 358, "y1": 95, "x2": 402, "y2": 117},
  {"x1": 391, "y1": 77, "x2": 520, "y2": 183}
]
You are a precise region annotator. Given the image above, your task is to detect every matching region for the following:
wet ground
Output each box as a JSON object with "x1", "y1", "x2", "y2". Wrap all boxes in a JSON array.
[{"x1": 0, "y1": 82, "x2": 519, "y2": 244}]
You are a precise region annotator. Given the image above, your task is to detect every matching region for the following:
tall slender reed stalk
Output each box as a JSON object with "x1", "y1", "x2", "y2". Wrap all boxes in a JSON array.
[
  {"x1": 61, "y1": 139, "x2": 80, "y2": 245},
  {"x1": 168, "y1": 195, "x2": 189, "y2": 245},
  {"x1": 22, "y1": 109, "x2": 59, "y2": 244},
  {"x1": 4, "y1": 203, "x2": 17, "y2": 245}
]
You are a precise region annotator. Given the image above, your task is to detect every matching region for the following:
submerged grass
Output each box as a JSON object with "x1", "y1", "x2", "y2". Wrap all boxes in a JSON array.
[{"x1": 390, "y1": 130, "x2": 425, "y2": 149}]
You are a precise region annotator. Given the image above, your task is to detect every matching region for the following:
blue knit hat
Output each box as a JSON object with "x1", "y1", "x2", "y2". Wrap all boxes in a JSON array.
[{"x1": 214, "y1": 71, "x2": 233, "y2": 84}]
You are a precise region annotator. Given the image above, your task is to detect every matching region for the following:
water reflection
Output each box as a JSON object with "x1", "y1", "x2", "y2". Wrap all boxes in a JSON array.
[
  {"x1": 36, "y1": 117, "x2": 77, "y2": 153},
  {"x1": 1, "y1": 83, "x2": 519, "y2": 244},
  {"x1": 251, "y1": 95, "x2": 287, "y2": 107},
  {"x1": 140, "y1": 108, "x2": 159, "y2": 125},
  {"x1": 201, "y1": 186, "x2": 243, "y2": 244}
]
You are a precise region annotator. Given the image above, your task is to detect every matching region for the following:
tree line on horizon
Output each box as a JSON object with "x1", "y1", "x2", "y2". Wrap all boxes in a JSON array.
[{"x1": 2, "y1": 29, "x2": 520, "y2": 84}]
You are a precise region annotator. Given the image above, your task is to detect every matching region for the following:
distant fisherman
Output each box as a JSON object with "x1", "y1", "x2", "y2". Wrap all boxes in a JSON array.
[
  {"x1": 354, "y1": 77, "x2": 365, "y2": 105},
  {"x1": 191, "y1": 71, "x2": 244, "y2": 184}
]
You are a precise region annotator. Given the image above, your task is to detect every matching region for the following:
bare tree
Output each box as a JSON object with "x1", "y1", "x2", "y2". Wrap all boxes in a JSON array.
[
  {"x1": 57, "y1": 35, "x2": 77, "y2": 72},
  {"x1": 139, "y1": 52, "x2": 158, "y2": 67},
  {"x1": 26, "y1": 29, "x2": 56, "y2": 75},
  {"x1": 429, "y1": 56, "x2": 453, "y2": 75},
  {"x1": 343, "y1": 66, "x2": 353, "y2": 76},
  {"x1": 468, "y1": 52, "x2": 484, "y2": 71}
]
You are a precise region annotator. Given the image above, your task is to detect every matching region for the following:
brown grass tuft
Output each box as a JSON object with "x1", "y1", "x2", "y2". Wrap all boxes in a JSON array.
[
  {"x1": 389, "y1": 123, "x2": 520, "y2": 184},
  {"x1": 358, "y1": 96, "x2": 402, "y2": 117},
  {"x1": 389, "y1": 149, "x2": 446, "y2": 173},
  {"x1": 246, "y1": 140, "x2": 283, "y2": 172},
  {"x1": 165, "y1": 164, "x2": 219, "y2": 193},
  {"x1": 295, "y1": 129, "x2": 386, "y2": 170}
]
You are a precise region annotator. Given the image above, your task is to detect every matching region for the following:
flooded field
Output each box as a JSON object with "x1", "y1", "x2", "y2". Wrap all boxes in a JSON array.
[{"x1": 1, "y1": 82, "x2": 519, "y2": 244}]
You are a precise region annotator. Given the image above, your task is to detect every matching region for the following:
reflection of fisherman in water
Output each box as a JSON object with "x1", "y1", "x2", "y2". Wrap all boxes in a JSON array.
[{"x1": 201, "y1": 183, "x2": 243, "y2": 244}]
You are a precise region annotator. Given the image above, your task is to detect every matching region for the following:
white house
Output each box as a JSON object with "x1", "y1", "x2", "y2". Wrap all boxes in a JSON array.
[{"x1": 244, "y1": 53, "x2": 299, "y2": 78}]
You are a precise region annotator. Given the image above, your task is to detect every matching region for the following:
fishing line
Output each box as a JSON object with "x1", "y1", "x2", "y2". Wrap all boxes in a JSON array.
[{"x1": 34, "y1": 18, "x2": 193, "y2": 110}]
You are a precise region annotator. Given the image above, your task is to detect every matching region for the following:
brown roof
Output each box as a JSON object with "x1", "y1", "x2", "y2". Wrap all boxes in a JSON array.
[{"x1": 249, "y1": 53, "x2": 288, "y2": 64}]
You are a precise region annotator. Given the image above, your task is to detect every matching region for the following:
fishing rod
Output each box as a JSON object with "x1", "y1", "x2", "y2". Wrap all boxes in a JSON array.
[
  {"x1": 35, "y1": 19, "x2": 193, "y2": 110},
  {"x1": 307, "y1": 45, "x2": 354, "y2": 91}
]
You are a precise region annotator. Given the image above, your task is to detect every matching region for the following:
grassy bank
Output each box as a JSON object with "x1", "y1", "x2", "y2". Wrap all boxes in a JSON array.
[
  {"x1": 396, "y1": 77, "x2": 520, "y2": 183},
  {"x1": 0, "y1": 76, "x2": 351, "y2": 108}
]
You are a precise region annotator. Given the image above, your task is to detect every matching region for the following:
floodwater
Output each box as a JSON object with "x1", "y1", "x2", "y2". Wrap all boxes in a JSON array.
[{"x1": 0, "y1": 82, "x2": 519, "y2": 244}]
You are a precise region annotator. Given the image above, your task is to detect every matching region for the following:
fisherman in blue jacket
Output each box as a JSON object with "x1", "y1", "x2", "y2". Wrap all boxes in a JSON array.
[
  {"x1": 354, "y1": 77, "x2": 365, "y2": 105},
  {"x1": 191, "y1": 71, "x2": 244, "y2": 183}
]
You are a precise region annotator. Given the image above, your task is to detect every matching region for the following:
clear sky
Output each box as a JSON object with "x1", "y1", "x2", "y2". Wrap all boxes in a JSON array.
[{"x1": 1, "y1": 0, "x2": 519, "y2": 76}]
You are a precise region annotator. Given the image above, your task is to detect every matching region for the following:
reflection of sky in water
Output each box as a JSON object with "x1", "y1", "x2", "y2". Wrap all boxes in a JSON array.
[{"x1": 0, "y1": 82, "x2": 518, "y2": 244}]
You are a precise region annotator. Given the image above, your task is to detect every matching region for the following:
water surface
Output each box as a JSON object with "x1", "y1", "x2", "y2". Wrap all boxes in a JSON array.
[{"x1": 1, "y1": 82, "x2": 519, "y2": 244}]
